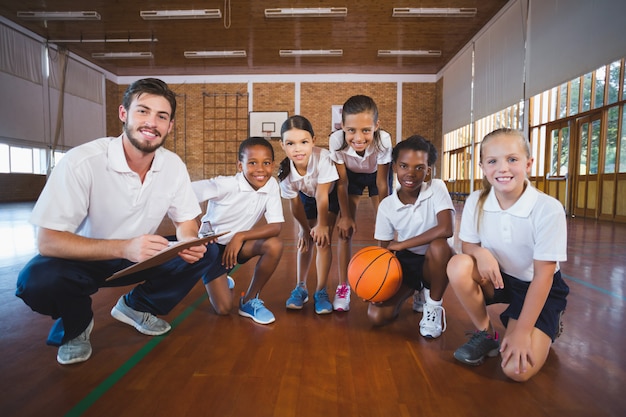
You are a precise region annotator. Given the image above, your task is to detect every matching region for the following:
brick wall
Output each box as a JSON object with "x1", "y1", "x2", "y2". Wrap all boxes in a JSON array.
[{"x1": 104, "y1": 79, "x2": 440, "y2": 183}]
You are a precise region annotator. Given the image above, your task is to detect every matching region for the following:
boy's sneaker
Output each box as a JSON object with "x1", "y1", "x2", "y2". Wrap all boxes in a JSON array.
[
  {"x1": 314, "y1": 288, "x2": 332, "y2": 314},
  {"x1": 286, "y1": 283, "x2": 308, "y2": 309},
  {"x1": 227, "y1": 275, "x2": 235, "y2": 290},
  {"x1": 454, "y1": 330, "x2": 500, "y2": 366},
  {"x1": 239, "y1": 296, "x2": 275, "y2": 324},
  {"x1": 111, "y1": 296, "x2": 171, "y2": 336},
  {"x1": 332, "y1": 284, "x2": 351, "y2": 311},
  {"x1": 419, "y1": 302, "x2": 447, "y2": 338},
  {"x1": 57, "y1": 318, "x2": 94, "y2": 365},
  {"x1": 412, "y1": 289, "x2": 426, "y2": 313}
]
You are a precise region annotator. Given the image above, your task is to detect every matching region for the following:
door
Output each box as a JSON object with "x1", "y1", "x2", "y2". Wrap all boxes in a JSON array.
[
  {"x1": 545, "y1": 121, "x2": 570, "y2": 211},
  {"x1": 572, "y1": 113, "x2": 603, "y2": 218}
]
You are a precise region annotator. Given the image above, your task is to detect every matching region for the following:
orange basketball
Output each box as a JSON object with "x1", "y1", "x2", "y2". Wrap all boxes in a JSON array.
[{"x1": 347, "y1": 246, "x2": 403, "y2": 302}]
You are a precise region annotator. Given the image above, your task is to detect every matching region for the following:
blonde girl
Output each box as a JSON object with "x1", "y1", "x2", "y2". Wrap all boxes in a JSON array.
[
  {"x1": 447, "y1": 128, "x2": 569, "y2": 382},
  {"x1": 328, "y1": 95, "x2": 392, "y2": 311},
  {"x1": 278, "y1": 115, "x2": 340, "y2": 314}
]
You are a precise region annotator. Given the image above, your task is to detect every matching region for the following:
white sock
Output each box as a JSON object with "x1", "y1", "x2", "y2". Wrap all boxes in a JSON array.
[{"x1": 425, "y1": 289, "x2": 442, "y2": 306}]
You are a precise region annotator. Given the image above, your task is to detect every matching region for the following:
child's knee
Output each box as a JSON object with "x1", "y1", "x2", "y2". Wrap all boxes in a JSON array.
[
  {"x1": 209, "y1": 294, "x2": 233, "y2": 315},
  {"x1": 502, "y1": 363, "x2": 535, "y2": 382},
  {"x1": 446, "y1": 254, "x2": 474, "y2": 282},
  {"x1": 426, "y1": 238, "x2": 453, "y2": 261},
  {"x1": 367, "y1": 304, "x2": 393, "y2": 326},
  {"x1": 264, "y1": 237, "x2": 283, "y2": 258}
]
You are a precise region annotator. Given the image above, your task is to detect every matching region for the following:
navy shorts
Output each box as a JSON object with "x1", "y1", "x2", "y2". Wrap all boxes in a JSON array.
[
  {"x1": 395, "y1": 250, "x2": 426, "y2": 291},
  {"x1": 201, "y1": 243, "x2": 233, "y2": 285},
  {"x1": 346, "y1": 168, "x2": 378, "y2": 196},
  {"x1": 299, "y1": 187, "x2": 340, "y2": 220},
  {"x1": 486, "y1": 270, "x2": 570, "y2": 341}
]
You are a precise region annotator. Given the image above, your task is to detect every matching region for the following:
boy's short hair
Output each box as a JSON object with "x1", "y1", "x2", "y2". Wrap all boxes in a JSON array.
[
  {"x1": 239, "y1": 137, "x2": 275, "y2": 161},
  {"x1": 392, "y1": 135, "x2": 437, "y2": 166}
]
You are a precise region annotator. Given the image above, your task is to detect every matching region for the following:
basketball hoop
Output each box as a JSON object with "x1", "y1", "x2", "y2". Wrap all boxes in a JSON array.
[{"x1": 262, "y1": 130, "x2": 272, "y2": 140}]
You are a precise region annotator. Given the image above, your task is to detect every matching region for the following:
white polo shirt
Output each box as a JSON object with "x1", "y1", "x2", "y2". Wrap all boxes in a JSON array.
[
  {"x1": 375, "y1": 179, "x2": 455, "y2": 255},
  {"x1": 459, "y1": 182, "x2": 567, "y2": 282},
  {"x1": 328, "y1": 129, "x2": 393, "y2": 173},
  {"x1": 279, "y1": 147, "x2": 339, "y2": 199},
  {"x1": 192, "y1": 173, "x2": 285, "y2": 245},
  {"x1": 30, "y1": 136, "x2": 200, "y2": 239}
]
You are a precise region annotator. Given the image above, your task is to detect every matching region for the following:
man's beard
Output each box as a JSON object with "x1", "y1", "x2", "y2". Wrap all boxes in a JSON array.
[{"x1": 124, "y1": 123, "x2": 167, "y2": 154}]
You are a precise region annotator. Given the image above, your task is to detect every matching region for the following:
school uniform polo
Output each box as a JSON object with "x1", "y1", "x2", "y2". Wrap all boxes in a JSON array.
[
  {"x1": 193, "y1": 172, "x2": 285, "y2": 245},
  {"x1": 375, "y1": 179, "x2": 455, "y2": 255},
  {"x1": 328, "y1": 130, "x2": 393, "y2": 173},
  {"x1": 279, "y1": 146, "x2": 339, "y2": 199},
  {"x1": 30, "y1": 135, "x2": 200, "y2": 239},
  {"x1": 459, "y1": 182, "x2": 567, "y2": 282}
]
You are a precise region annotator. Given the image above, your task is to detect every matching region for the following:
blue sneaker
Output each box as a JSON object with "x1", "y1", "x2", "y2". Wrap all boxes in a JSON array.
[
  {"x1": 286, "y1": 283, "x2": 308, "y2": 309},
  {"x1": 314, "y1": 288, "x2": 332, "y2": 314},
  {"x1": 238, "y1": 296, "x2": 275, "y2": 324}
]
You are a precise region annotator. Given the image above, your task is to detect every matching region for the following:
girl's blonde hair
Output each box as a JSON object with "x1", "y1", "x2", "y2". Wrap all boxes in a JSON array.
[{"x1": 476, "y1": 128, "x2": 531, "y2": 228}]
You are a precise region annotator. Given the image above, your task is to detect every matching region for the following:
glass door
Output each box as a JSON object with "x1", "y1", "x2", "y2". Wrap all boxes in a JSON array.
[{"x1": 573, "y1": 113, "x2": 603, "y2": 218}]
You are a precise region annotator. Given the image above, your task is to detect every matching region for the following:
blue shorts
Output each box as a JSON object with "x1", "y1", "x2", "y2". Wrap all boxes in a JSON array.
[
  {"x1": 201, "y1": 243, "x2": 233, "y2": 285},
  {"x1": 395, "y1": 250, "x2": 426, "y2": 291},
  {"x1": 486, "y1": 270, "x2": 569, "y2": 341},
  {"x1": 299, "y1": 187, "x2": 340, "y2": 220},
  {"x1": 346, "y1": 168, "x2": 378, "y2": 196}
]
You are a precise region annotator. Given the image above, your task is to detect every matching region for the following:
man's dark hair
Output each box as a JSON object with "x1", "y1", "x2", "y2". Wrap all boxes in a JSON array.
[{"x1": 122, "y1": 78, "x2": 177, "y2": 120}]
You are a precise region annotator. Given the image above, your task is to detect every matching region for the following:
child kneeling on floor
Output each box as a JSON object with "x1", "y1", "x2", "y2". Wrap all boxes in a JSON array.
[{"x1": 192, "y1": 137, "x2": 284, "y2": 324}]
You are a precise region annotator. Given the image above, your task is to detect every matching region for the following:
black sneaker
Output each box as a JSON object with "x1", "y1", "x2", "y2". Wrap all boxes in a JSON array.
[
  {"x1": 454, "y1": 330, "x2": 500, "y2": 366},
  {"x1": 555, "y1": 310, "x2": 565, "y2": 339}
]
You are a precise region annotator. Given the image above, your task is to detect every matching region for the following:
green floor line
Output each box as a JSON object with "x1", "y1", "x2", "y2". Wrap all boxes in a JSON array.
[
  {"x1": 63, "y1": 262, "x2": 243, "y2": 417},
  {"x1": 64, "y1": 293, "x2": 207, "y2": 417}
]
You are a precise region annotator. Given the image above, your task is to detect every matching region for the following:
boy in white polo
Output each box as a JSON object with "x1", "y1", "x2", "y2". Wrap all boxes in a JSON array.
[
  {"x1": 370, "y1": 135, "x2": 455, "y2": 339},
  {"x1": 192, "y1": 137, "x2": 284, "y2": 324}
]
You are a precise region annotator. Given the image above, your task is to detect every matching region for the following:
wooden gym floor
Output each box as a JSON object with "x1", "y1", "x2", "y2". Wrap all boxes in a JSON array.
[{"x1": 0, "y1": 198, "x2": 624, "y2": 417}]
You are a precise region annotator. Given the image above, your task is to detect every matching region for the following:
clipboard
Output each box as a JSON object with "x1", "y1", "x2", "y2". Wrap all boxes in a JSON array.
[{"x1": 106, "y1": 231, "x2": 229, "y2": 281}]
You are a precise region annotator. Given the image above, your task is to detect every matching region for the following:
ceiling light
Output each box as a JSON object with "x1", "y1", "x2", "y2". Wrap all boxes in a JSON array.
[
  {"x1": 392, "y1": 8, "x2": 477, "y2": 17},
  {"x1": 265, "y1": 7, "x2": 347, "y2": 18},
  {"x1": 184, "y1": 50, "x2": 247, "y2": 58},
  {"x1": 140, "y1": 9, "x2": 221, "y2": 20},
  {"x1": 92, "y1": 52, "x2": 153, "y2": 59},
  {"x1": 17, "y1": 11, "x2": 101, "y2": 20},
  {"x1": 377, "y1": 50, "x2": 442, "y2": 57},
  {"x1": 49, "y1": 38, "x2": 158, "y2": 44},
  {"x1": 279, "y1": 49, "x2": 343, "y2": 57}
]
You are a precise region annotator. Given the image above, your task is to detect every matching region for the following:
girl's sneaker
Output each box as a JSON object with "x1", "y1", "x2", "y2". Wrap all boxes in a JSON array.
[
  {"x1": 286, "y1": 283, "x2": 308, "y2": 309},
  {"x1": 332, "y1": 284, "x2": 351, "y2": 311},
  {"x1": 314, "y1": 288, "x2": 332, "y2": 314},
  {"x1": 453, "y1": 330, "x2": 500, "y2": 366}
]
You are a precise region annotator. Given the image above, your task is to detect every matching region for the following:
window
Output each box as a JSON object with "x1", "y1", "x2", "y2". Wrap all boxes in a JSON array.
[
  {"x1": 607, "y1": 60, "x2": 621, "y2": 105},
  {"x1": 605, "y1": 106, "x2": 619, "y2": 173},
  {"x1": 594, "y1": 66, "x2": 606, "y2": 109},
  {"x1": 619, "y1": 106, "x2": 626, "y2": 173},
  {"x1": 0, "y1": 143, "x2": 57, "y2": 174}
]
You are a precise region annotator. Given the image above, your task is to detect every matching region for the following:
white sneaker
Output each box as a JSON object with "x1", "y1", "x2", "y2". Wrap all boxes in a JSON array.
[
  {"x1": 419, "y1": 302, "x2": 446, "y2": 339},
  {"x1": 332, "y1": 284, "x2": 351, "y2": 311},
  {"x1": 412, "y1": 289, "x2": 425, "y2": 312}
]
